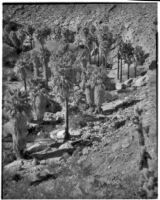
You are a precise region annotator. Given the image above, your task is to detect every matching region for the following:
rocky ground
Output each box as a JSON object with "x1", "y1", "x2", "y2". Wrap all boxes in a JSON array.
[
  {"x1": 2, "y1": 69, "x2": 157, "y2": 199},
  {"x1": 2, "y1": 3, "x2": 157, "y2": 199}
]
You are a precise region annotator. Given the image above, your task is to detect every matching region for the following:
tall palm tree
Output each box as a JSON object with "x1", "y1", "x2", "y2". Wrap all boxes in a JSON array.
[
  {"x1": 52, "y1": 69, "x2": 73, "y2": 140},
  {"x1": 36, "y1": 26, "x2": 51, "y2": 87},
  {"x1": 14, "y1": 59, "x2": 27, "y2": 93}
]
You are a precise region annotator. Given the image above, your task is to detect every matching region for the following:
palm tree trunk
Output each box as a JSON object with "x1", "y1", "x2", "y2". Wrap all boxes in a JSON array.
[
  {"x1": 120, "y1": 58, "x2": 122, "y2": 82},
  {"x1": 44, "y1": 63, "x2": 48, "y2": 87},
  {"x1": 135, "y1": 61, "x2": 137, "y2": 78},
  {"x1": 117, "y1": 54, "x2": 119, "y2": 79},
  {"x1": 42, "y1": 46, "x2": 48, "y2": 87},
  {"x1": 128, "y1": 63, "x2": 130, "y2": 79},
  {"x1": 65, "y1": 97, "x2": 70, "y2": 140},
  {"x1": 24, "y1": 78, "x2": 27, "y2": 93},
  {"x1": 34, "y1": 65, "x2": 38, "y2": 79}
]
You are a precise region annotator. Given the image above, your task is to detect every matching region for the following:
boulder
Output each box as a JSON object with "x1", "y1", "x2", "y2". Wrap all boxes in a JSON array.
[
  {"x1": 116, "y1": 82, "x2": 126, "y2": 90},
  {"x1": 2, "y1": 119, "x2": 15, "y2": 139},
  {"x1": 149, "y1": 60, "x2": 157, "y2": 70},
  {"x1": 124, "y1": 78, "x2": 134, "y2": 87},
  {"x1": 30, "y1": 169, "x2": 58, "y2": 186},
  {"x1": 31, "y1": 148, "x2": 74, "y2": 160},
  {"x1": 102, "y1": 97, "x2": 139, "y2": 113},
  {"x1": 114, "y1": 119, "x2": 126, "y2": 129},
  {"x1": 49, "y1": 130, "x2": 58, "y2": 140},
  {"x1": 70, "y1": 129, "x2": 82, "y2": 137},
  {"x1": 57, "y1": 130, "x2": 66, "y2": 140},
  {"x1": 133, "y1": 75, "x2": 149, "y2": 87},
  {"x1": 59, "y1": 142, "x2": 73, "y2": 150},
  {"x1": 26, "y1": 143, "x2": 48, "y2": 154},
  {"x1": 4, "y1": 160, "x2": 24, "y2": 175}
]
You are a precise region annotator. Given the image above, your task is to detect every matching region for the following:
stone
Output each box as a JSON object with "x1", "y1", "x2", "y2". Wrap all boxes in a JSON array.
[
  {"x1": 40, "y1": 160, "x2": 46, "y2": 165},
  {"x1": 102, "y1": 97, "x2": 138, "y2": 113},
  {"x1": 46, "y1": 157, "x2": 61, "y2": 165},
  {"x1": 149, "y1": 60, "x2": 157, "y2": 70},
  {"x1": 49, "y1": 129, "x2": 58, "y2": 140},
  {"x1": 26, "y1": 143, "x2": 48, "y2": 154},
  {"x1": 32, "y1": 158, "x2": 39, "y2": 166},
  {"x1": 4, "y1": 160, "x2": 24, "y2": 175},
  {"x1": 70, "y1": 129, "x2": 82, "y2": 137},
  {"x1": 114, "y1": 119, "x2": 126, "y2": 129},
  {"x1": 2, "y1": 120, "x2": 14, "y2": 138},
  {"x1": 133, "y1": 75, "x2": 149, "y2": 87},
  {"x1": 124, "y1": 78, "x2": 134, "y2": 87},
  {"x1": 57, "y1": 130, "x2": 66, "y2": 140},
  {"x1": 116, "y1": 82, "x2": 126, "y2": 90},
  {"x1": 82, "y1": 147, "x2": 89, "y2": 155},
  {"x1": 31, "y1": 148, "x2": 74, "y2": 160},
  {"x1": 59, "y1": 142, "x2": 73, "y2": 150}
]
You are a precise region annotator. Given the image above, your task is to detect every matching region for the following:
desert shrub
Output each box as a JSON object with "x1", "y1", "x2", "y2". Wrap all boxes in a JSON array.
[
  {"x1": 69, "y1": 114, "x2": 87, "y2": 129},
  {"x1": 134, "y1": 46, "x2": 149, "y2": 66},
  {"x1": 2, "y1": 145, "x2": 16, "y2": 165}
]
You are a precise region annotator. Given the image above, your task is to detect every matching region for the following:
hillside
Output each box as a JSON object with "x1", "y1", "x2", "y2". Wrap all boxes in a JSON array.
[
  {"x1": 2, "y1": 3, "x2": 157, "y2": 199},
  {"x1": 3, "y1": 3, "x2": 157, "y2": 64}
]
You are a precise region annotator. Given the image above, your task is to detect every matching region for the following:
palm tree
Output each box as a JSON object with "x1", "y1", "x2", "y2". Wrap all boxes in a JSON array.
[
  {"x1": 119, "y1": 41, "x2": 134, "y2": 80},
  {"x1": 36, "y1": 26, "x2": 51, "y2": 87},
  {"x1": 4, "y1": 89, "x2": 32, "y2": 159},
  {"x1": 134, "y1": 46, "x2": 149, "y2": 78},
  {"x1": 52, "y1": 68, "x2": 73, "y2": 140},
  {"x1": 14, "y1": 59, "x2": 27, "y2": 93},
  {"x1": 31, "y1": 51, "x2": 41, "y2": 80}
]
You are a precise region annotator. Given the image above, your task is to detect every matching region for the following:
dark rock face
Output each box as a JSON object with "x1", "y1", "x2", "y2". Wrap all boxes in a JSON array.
[{"x1": 149, "y1": 60, "x2": 157, "y2": 70}]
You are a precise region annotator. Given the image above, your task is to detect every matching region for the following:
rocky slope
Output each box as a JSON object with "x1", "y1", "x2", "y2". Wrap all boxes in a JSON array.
[
  {"x1": 2, "y1": 70, "x2": 157, "y2": 199},
  {"x1": 3, "y1": 3, "x2": 157, "y2": 66},
  {"x1": 2, "y1": 3, "x2": 157, "y2": 199}
]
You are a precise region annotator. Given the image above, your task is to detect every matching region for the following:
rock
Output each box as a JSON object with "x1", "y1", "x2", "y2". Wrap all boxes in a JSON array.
[
  {"x1": 44, "y1": 112, "x2": 63, "y2": 123},
  {"x1": 26, "y1": 143, "x2": 48, "y2": 154},
  {"x1": 2, "y1": 120, "x2": 15, "y2": 139},
  {"x1": 70, "y1": 129, "x2": 82, "y2": 137},
  {"x1": 114, "y1": 119, "x2": 126, "y2": 129},
  {"x1": 102, "y1": 99, "x2": 123, "y2": 113},
  {"x1": 124, "y1": 78, "x2": 134, "y2": 87},
  {"x1": 57, "y1": 130, "x2": 66, "y2": 140},
  {"x1": 46, "y1": 157, "x2": 61, "y2": 165},
  {"x1": 87, "y1": 122, "x2": 94, "y2": 128},
  {"x1": 116, "y1": 82, "x2": 126, "y2": 90},
  {"x1": 27, "y1": 122, "x2": 39, "y2": 129},
  {"x1": 81, "y1": 132, "x2": 91, "y2": 140},
  {"x1": 82, "y1": 147, "x2": 89, "y2": 155},
  {"x1": 102, "y1": 97, "x2": 139, "y2": 113},
  {"x1": 121, "y1": 141, "x2": 130, "y2": 148},
  {"x1": 59, "y1": 142, "x2": 73, "y2": 150},
  {"x1": 12, "y1": 173, "x2": 22, "y2": 182},
  {"x1": 102, "y1": 138, "x2": 110, "y2": 146},
  {"x1": 133, "y1": 75, "x2": 149, "y2": 87},
  {"x1": 31, "y1": 148, "x2": 74, "y2": 160},
  {"x1": 4, "y1": 160, "x2": 23, "y2": 175},
  {"x1": 30, "y1": 169, "x2": 58, "y2": 186},
  {"x1": 49, "y1": 129, "x2": 67, "y2": 141},
  {"x1": 49, "y1": 129, "x2": 58, "y2": 140},
  {"x1": 149, "y1": 60, "x2": 157, "y2": 70},
  {"x1": 140, "y1": 71, "x2": 147, "y2": 76},
  {"x1": 40, "y1": 160, "x2": 46, "y2": 165},
  {"x1": 93, "y1": 125, "x2": 100, "y2": 131},
  {"x1": 32, "y1": 158, "x2": 39, "y2": 166}
]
